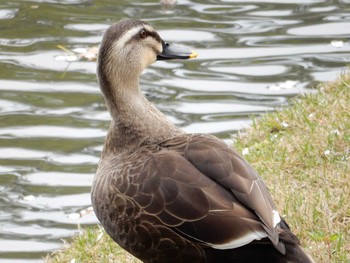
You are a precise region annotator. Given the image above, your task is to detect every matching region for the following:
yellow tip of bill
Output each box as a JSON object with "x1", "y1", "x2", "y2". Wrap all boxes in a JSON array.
[{"x1": 189, "y1": 51, "x2": 198, "y2": 59}]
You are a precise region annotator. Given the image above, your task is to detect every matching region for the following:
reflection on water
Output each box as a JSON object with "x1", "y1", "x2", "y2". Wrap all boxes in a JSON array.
[{"x1": 0, "y1": 0, "x2": 349, "y2": 261}]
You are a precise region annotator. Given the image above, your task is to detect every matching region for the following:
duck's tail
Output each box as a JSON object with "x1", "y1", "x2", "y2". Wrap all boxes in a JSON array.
[
  {"x1": 204, "y1": 241, "x2": 315, "y2": 263},
  {"x1": 283, "y1": 242, "x2": 315, "y2": 263}
]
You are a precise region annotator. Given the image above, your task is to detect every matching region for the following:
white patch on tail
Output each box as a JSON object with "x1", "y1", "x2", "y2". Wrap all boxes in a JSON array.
[{"x1": 272, "y1": 210, "x2": 281, "y2": 227}]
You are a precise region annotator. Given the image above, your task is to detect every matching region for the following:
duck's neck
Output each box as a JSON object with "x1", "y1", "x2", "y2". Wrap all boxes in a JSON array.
[{"x1": 98, "y1": 66, "x2": 182, "y2": 154}]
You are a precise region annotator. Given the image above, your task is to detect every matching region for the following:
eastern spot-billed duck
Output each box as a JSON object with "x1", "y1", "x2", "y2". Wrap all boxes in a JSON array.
[{"x1": 91, "y1": 18, "x2": 315, "y2": 263}]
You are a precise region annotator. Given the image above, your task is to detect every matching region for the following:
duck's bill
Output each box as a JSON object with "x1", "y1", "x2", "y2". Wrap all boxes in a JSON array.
[{"x1": 157, "y1": 41, "x2": 198, "y2": 60}]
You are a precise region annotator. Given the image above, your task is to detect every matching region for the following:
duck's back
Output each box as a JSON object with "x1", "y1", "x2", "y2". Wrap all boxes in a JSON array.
[{"x1": 91, "y1": 133, "x2": 311, "y2": 263}]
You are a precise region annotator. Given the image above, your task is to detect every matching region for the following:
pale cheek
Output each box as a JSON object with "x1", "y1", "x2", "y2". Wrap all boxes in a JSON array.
[
  {"x1": 142, "y1": 52, "x2": 156, "y2": 69},
  {"x1": 156, "y1": 42, "x2": 163, "y2": 54}
]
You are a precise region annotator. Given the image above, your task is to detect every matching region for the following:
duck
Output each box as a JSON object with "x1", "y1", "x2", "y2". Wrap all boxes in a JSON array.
[{"x1": 91, "y1": 18, "x2": 315, "y2": 263}]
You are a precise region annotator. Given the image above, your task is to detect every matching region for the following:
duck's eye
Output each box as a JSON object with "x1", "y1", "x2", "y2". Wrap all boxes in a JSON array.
[{"x1": 140, "y1": 29, "x2": 147, "y2": 38}]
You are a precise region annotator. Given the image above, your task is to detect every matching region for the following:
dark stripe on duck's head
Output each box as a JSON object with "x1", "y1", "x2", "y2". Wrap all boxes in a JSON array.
[
  {"x1": 125, "y1": 28, "x2": 163, "y2": 48},
  {"x1": 98, "y1": 19, "x2": 150, "y2": 65},
  {"x1": 98, "y1": 19, "x2": 162, "y2": 74},
  {"x1": 103, "y1": 19, "x2": 149, "y2": 47}
]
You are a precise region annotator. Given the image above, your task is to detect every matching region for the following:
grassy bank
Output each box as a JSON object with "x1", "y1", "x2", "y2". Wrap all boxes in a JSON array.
[{"x1": 47, "y1": 73, "x2": 350, "y2": 263}]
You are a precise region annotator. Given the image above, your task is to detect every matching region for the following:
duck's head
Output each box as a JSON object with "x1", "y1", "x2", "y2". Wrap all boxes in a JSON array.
[{"x1": 98, "y1": 19, "x2": 198, "y2": 81}]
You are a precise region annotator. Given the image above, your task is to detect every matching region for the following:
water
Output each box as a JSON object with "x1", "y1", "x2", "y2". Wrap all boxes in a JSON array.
[{"x1": 0, "y1": 0, "x2": 349, "y2": 261}]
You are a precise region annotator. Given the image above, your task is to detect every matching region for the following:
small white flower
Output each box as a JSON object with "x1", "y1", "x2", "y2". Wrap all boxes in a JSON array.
[
  {"x1": 242, "y1": 148, "x2": 249, "y2": 156},
  {"x1": 324, "y1": 150, "x2": 331, "y2": 156},
  {"x1": 330, "y1": 129, "x2": 340, "y2": 135},
  {"x1": 281, "y1": 121, "x2": 289, "y2": 128}
]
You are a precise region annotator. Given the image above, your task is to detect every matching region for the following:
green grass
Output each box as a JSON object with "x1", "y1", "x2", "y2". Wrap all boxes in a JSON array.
[
  {"x1": 46, "y1": 226, "x2": 141, "y2": 263},
  {"x1": 46, "y1": 73, "x2": 350, "y2": 263},
  {"x1": 233, "y1": 73, "x2": 350, "y2": 263}
]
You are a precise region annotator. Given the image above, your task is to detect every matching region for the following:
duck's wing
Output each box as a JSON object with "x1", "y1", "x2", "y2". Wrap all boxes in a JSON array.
[
  {"x1": 168, "y1": 134, "x2": 288, "y2": 250},
  {"x1": 133, "y1": 134, "x2": 296, "y2": 252}
]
